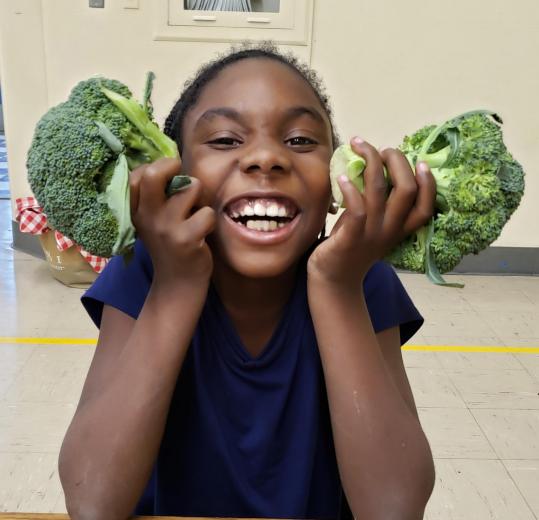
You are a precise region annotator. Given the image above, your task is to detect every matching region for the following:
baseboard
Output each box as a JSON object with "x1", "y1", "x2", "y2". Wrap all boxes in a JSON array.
[
  {"x1": 452, "y1": 246, "x2": 538, "y2": 275},
  {"x1": 11, "y1": 220, "x2": 539, "y2": 275},
  {"x1": 11, "y1": 220, "x2": 45, "y2": 259}
]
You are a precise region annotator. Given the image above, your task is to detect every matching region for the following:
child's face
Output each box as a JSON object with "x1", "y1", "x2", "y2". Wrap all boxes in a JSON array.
[{"x1": 181, "y1": 58, "x2": 334, "y2": 279}]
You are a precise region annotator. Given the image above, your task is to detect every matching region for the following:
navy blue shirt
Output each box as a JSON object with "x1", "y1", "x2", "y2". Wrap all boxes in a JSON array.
[{"x1": 82, "y1": 240, "x2": 423, "y2": 519}]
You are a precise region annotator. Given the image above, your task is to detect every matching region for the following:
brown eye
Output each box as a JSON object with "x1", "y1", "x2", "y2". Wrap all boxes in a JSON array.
[
  {"x1": 208, "y1": 137, "x2": 242, "y2": 148},
  {"x1": 286, "y1": 136, "x2": 317, "y2": 147}
]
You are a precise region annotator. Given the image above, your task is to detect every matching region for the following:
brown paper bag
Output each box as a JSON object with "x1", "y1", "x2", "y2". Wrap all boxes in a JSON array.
[{"x1": 38, "y1": 230, "x2": 98, "y2": 288}]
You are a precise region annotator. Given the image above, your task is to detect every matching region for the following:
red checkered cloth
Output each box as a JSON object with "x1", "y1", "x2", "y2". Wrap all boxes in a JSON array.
[
  {"x1": 54, "y1": 230, "x2": 109, "y2": 273},
  {"x1": 15, "y1": 197, "x2": 109, "y2": 273},
  {"x1": 15, "y1": 197, "x2": 48, "y2": 234}
]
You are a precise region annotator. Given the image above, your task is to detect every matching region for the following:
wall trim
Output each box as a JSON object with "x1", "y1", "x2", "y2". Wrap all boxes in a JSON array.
[
  {"x1": 452, "y1": 245, "x2": 538, "y2": 276},
  {"x1": 12, "y1": 220, "x2": 44, "y2": 259},
  {"x1": 11, "y1": 220, "x2": 539, "y2": 275}
]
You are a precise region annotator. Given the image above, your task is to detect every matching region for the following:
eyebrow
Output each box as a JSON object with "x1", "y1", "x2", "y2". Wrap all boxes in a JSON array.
[
  {"x1": 283, "y1": 106, "x2": 326, "y2": 125},
  {"x1": 195, "y1": 105, "x2": 326, "y2": 128},
  {"x1": 197, "y1": 107, "x2": 245, "y2": 126}
]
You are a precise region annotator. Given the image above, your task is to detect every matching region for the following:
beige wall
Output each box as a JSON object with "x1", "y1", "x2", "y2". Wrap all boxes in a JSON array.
[{"x1": 1, "y1": 0, "x2": 537, "y2": 247}]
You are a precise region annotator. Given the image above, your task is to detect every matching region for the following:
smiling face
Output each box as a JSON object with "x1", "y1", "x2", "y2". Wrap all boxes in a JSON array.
[{"x1": 181, "y1": 57, "x2": 334, "y2": 279}]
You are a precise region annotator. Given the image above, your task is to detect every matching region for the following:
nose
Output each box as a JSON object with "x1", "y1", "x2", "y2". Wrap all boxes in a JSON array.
[{"x1": 239, "y1": 139, "x2": 292, "y2": 175}]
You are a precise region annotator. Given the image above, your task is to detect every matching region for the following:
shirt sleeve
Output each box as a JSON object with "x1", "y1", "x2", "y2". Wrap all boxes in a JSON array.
[
  {"x1": 363, "y1": 261, "x2": 423, "y2": 344},
  {"x1": 81, "y1": 239, "x2": 153, "y2": 328}
]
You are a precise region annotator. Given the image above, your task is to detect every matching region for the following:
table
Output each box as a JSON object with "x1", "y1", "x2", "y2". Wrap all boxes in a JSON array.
[{"x1": 0, "y1": 515, "x2": 236, "y2": 520}]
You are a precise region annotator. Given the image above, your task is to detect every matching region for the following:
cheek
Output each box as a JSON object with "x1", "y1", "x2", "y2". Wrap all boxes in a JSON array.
[
  {"x1": 302, "y1": 158, "x2": 332, "y2": 206},
  {"x1": 184, "y1": 150, "x2": 234, "y2": 201}
]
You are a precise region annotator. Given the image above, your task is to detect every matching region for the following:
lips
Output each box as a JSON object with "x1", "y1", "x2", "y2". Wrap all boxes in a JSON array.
[
  {"x1": 224, "y1": 195, "x2": 299, "y2": 230},
  {"x1": 222, "y1": 193, "x2": 301, "y2": 244}
]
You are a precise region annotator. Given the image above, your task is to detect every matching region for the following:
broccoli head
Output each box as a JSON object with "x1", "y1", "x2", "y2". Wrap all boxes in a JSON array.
[
  {"x1": 330, "y1": 110, "x2": 525, "y2": 287},
  {"x1": 26, "y1": 72, "x2": 188, "y2": 257}
]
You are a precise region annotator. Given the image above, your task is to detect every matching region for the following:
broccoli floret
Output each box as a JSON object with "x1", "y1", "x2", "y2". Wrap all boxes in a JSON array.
[
  {"x1": 430, "y1": 230, "x2": 462, "y2": 273},
  {"x1": 27, "y1": 105, "x2": 119, "y2": 256},
  {"x1": 70, "y1": 76, "x2": 166, "y2": 163},
  {"x1": 434, "y1": 203, "x2": 507, "y2": 254},
  {"x1": 497, "y1": 154, "x2": 525, "y2": 215},
  {"x1": 27, "y1": 72, "x2": 187, "y2": 257},
  {"x1": 400, "y1": 125, "x2": 437, "y2": 159},
  {"x1": 68, "y1": 77, "x2": 132, "y2": 113},
  {"x1": 386, "y1": 228, "x2": 428, "y2": 273},
  {"x1": 329, "y1": 110, "x2": 525, "y2": 287},
  {"x1": 436, "y1": 170, "x2": 504, "y2": 213}
]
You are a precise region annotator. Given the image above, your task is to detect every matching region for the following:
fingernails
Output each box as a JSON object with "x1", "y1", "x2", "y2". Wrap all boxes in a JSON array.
[
  {"x1": 339, "y1": 175, "x2": 350, "y2": 183},
  {"x1": 352, "y1": 136, "x2": 364, "y2": 145},
  {"x1": 417, "y1": 162, "x2": 429, "y2": 173}
]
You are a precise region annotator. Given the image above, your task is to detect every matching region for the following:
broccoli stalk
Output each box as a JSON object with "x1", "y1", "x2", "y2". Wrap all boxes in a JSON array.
[
  {"x1": 97, "y1": 153, "x2": 135, "y2": 255},
  {"x1": 98, "y1": 84, "x2": 189, "y2": 198},
  {"x1": 100, "y1": 86, "x2": 178, "y2": 159},
  {"x1": 329, "y1": 110, "x2": 525, "y2": 287}
]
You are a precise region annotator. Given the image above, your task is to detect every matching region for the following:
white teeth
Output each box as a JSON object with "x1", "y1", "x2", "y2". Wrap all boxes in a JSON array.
[
  {"x1": 253, "y1": 202, "x2": 266, "y2": 217},
  {"x1": 266, "y1": 204, "x2": 279, "y2": 217},
  {"x1": 244, "y1": 220, "x2": 281, "y2": 232},
  {"x1": 231, "y1": 199, "x2": 297, "y2": 218}
]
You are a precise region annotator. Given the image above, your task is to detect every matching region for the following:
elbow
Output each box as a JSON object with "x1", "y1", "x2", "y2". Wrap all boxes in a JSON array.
[
  {"x1": 389, "y1": 432, "x2": 436, "y2": 518},
  {"x1": 350, "y1": 450, "x2": 436, "y2": 520},
  {"x1": 63, "y1": 490, "x2": 130, "y2": 520},
  {"x1": 59, "y1": 445, "x2": 128, "y2": 520},
  {"x1": 60, "y1": 479, "x2": 127, "y2": 520},
  {"x1": 394, "y1": 447, "x2": 436, "y2": 519},
  {"x1": 402, "y1": 453, "x2": 436, "y2": 519},
  {"x1": 65, "y1": 502, "x2": 109, "y2": 520},
  {"x1": 58, "y1": 455, "x2": 94, "y2": 520}
]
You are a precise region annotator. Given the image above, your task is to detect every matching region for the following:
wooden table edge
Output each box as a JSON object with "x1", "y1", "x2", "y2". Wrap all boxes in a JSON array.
[{"x1": 0, "y1": 515, "x2": 276, "y2": 520}]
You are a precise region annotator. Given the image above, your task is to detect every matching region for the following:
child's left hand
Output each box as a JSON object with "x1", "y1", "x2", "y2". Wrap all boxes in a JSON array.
[{"x1": 307, "y1": 137, "x2": 436, "y2": 293}]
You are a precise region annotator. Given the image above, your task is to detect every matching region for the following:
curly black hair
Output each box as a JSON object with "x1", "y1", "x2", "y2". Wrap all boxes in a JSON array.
[{"x1": 163, "y1": 41, "x2": 339, "y2": 153}]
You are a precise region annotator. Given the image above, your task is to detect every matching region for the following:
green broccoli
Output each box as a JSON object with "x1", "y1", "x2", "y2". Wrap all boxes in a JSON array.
[
  {"x1": 330, "y1": 110, "x2": 525, "y2": 287},
  {"x1": 27, "y1": 72, "x2": 190, "y2": 258}
]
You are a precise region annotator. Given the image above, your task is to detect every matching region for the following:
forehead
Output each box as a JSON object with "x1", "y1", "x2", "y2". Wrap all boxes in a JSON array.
[{"x1": 188, "y1": 57, "x2": 326, "y2": 120}]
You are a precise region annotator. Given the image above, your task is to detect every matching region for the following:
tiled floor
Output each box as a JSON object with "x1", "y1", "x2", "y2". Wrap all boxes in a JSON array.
[
  {"x1": 0, "y1": 198, "x2": 538, "y2": 518},
  {"x1": 0, "y1": 134, "x2": 10, "y2": 199}
]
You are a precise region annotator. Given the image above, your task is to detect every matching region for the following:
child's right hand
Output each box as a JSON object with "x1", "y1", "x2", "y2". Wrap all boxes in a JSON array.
[{"x1": 129, "y1": 158, "x2": 216, "y2": 289}]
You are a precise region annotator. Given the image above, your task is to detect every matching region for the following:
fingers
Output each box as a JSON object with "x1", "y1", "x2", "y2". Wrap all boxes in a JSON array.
[
  {"x1": 162, "y1": 177, "x2": 203, "y2": 221},
  {"x1": 403, "y1": 162, "x2": 436, "y2": 235},
  {"x1": 182, "y1": 206, "x2": 217, "y2": 245},
  {"x1": 333, "y1": 174, "x2": 366, "y2": 247},
  {"x1": 130, "y1": 158, "x2": 182, "y2": 215},
  {"x1": 350, "y1": 137, "x2": 387, "y2": 216},
  {"x1": 380, "y1": 148, "x2": 418, "y2": 237},
  {"x1": 130, "y1": 158, "x2": 206, "y2": 225},
  {"x1": 129, "y1": 166, "x2": 143, "y2": 216},
  {"x1": 339, "y1": 138, "x2": 436, "y2": 253}
]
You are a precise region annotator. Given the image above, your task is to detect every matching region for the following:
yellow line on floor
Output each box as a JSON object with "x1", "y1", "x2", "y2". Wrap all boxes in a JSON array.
[
  {"x1": 403, "y1": 345, "x2": 539, "y2": 354},
  {"x1": 0, "y1": 337, "x2": 97, "y2": 345},
  {"x1": 0, "y1": 337, "x2": 538, "y2": 353}
]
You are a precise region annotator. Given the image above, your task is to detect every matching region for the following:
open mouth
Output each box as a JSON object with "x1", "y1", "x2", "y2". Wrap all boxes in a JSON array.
[{"x1": 224, "y1": 197, "x2": 299, "y2": 232}]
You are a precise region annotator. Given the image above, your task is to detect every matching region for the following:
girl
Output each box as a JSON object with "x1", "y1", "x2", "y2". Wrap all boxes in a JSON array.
[{"x1": 59, "y1": 43, "x2": 436, "y2": 520}]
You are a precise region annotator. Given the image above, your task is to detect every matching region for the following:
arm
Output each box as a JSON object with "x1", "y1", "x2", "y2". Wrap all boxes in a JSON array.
[
  {"x1": 59, "y1": 282, "x2": 207, "y2": 520},
  {"x1": 308, "y1": 140, "x2": 437, "y2": 519},
  {"x1": 309, "y1": 283, "x2": 434, "y2": 519},
  {"x1": 59, "y1": 159, "x2": 215, "y2": 520}
]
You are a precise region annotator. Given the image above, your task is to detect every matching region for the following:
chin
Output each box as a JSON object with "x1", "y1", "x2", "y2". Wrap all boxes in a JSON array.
[
  {"x1": 234, "y1": 251, "x2": 300, "y2": 279},
  {"x1": 212, "y1": 242, "x2": 305, "y2": 279}
]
